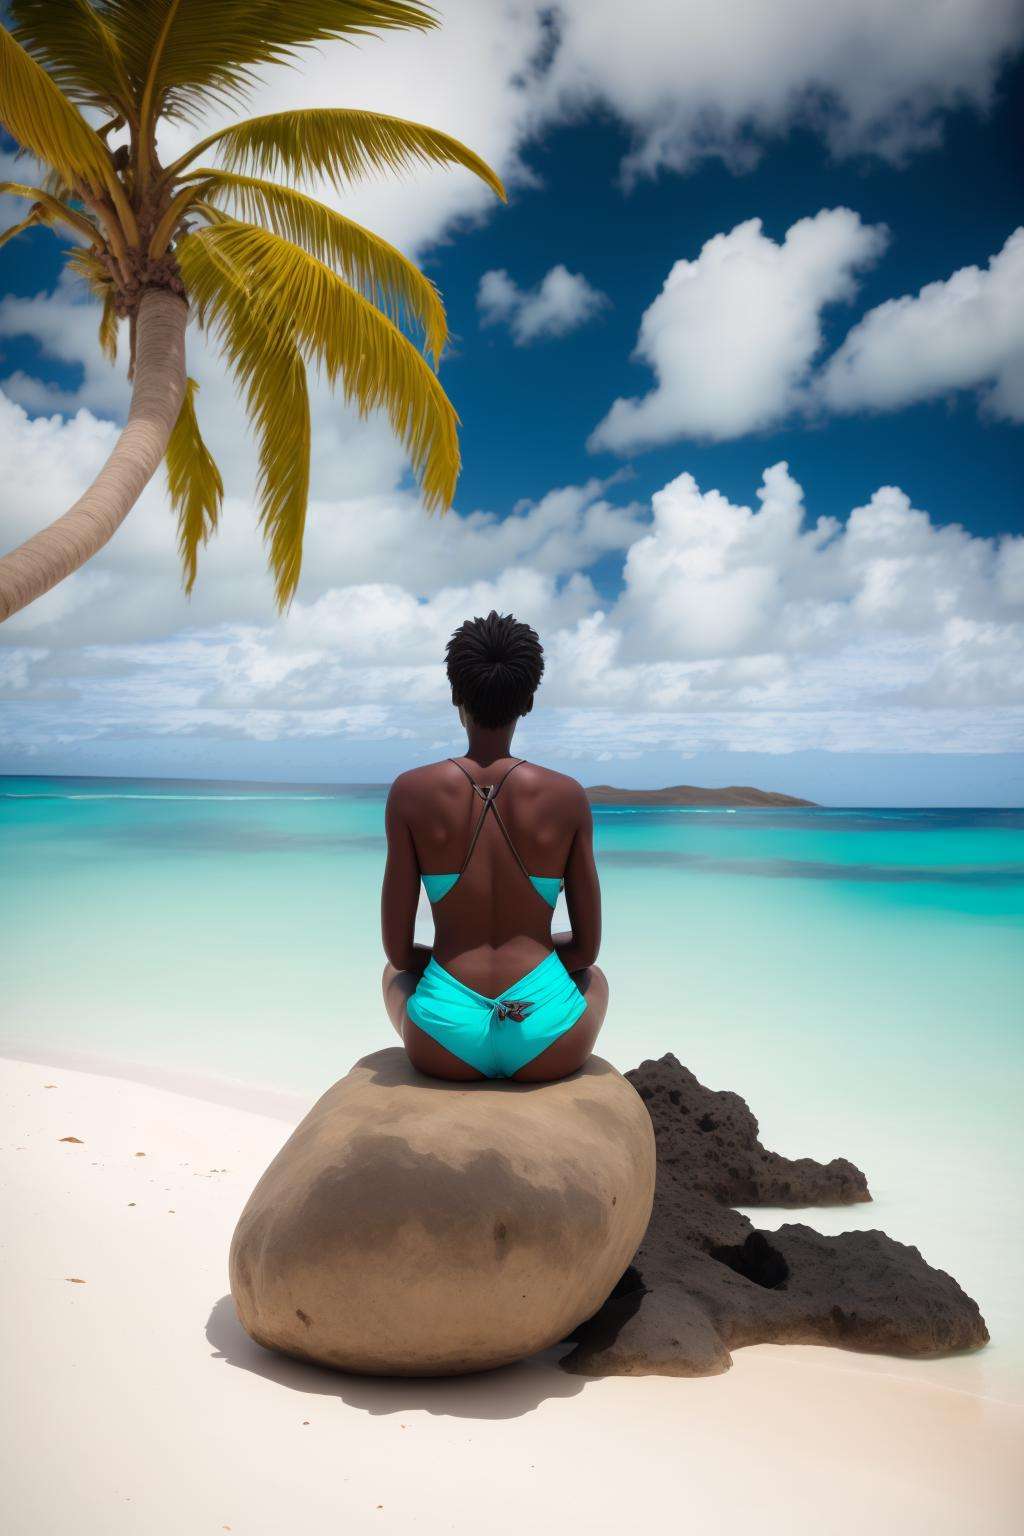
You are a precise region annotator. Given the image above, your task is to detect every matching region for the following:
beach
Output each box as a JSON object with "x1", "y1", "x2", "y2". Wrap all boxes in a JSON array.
[
  {"x1": 2, "y1": 780, "x2": 1023, "y2": 1531},
  {"x1": 1, "y1": 0, "x2": 1022, "y2": 1522},
  {"x1": 3, "y1": 1053, "x2": 1022, "y2": 1536}
]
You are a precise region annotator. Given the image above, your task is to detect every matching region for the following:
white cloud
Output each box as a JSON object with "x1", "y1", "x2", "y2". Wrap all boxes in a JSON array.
[
  {"x1": 2, "y1": 1, "x2": 1019, "y2": 502},
  {"x1": 586, "y1": 216, "x2": 1024, "y2": 453},
  {"x1": 0, "y1": 388, "x2": 642, "y2": 647},
  {"x1": 2, "y1": 411, "x2": 1021, "y2": 756},
  {"x1": 0, "y1": 273, "x2": 132, "y2": 419},
  {"x1": 146, "y1": 3, "x2": 547, "y2": 259},
  {"x1": 590, "y1": 210, "x2": 887, "y2": 450},
  {"x1": 135, "y1": 0, "x2": 1021, "y2": 264},
  {"x1": 543, "y1": 0, "x2": 1024, "y2": 183},
  {"x1": 612, "y1": 464, "x2": 1023, "y2": 675},
  {"x1": 3, "y1": 2, "x2": 1023, "y2": 768},
  {"x1": 0, "y1": 149, "x2": 36, "y2": 229},
  {"x1": 477, "y1": 264, "x2": 609, "y2": 344},
  {"x1": 0, "y1": 6, "x2": 552, "y2": 612},
  {"x1": 818, "y1": 227, "x2": 1024, "y2": 421}
]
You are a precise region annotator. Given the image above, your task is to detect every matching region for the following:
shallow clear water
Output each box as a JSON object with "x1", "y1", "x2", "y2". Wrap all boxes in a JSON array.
[
  {"x1": 3, "y1": 775, "x2": 1023, "y2": 1396},
  {"x1": 3, "y1": 778, "x2": 1021, "y2": 1117}
]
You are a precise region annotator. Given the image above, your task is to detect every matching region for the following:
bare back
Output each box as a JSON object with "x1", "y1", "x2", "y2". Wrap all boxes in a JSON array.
[{"x1": 382, "y1": 756, "x2": 600, "y2": 997}]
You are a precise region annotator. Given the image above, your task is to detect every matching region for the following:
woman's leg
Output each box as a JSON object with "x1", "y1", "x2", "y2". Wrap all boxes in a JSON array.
[
  {"x1": 381, "y1": 962, "x2": 486, "y2": 1082},
  {"x1": 512, "y1": 964, "x2": 609, "y2": 1084}
]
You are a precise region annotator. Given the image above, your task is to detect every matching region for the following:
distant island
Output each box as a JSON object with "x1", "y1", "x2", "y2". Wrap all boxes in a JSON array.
[{"x1": 585, "y1": 784, "x2": 818, "y2": 808}]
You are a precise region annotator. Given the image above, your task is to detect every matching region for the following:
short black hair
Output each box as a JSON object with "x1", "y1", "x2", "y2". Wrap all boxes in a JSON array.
[{"x1": 445, "y1": 610, "x2": 545, "y2": 729}]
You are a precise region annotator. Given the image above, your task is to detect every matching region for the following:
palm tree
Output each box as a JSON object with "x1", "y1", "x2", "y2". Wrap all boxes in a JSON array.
[{"x1": 0, "y1": 2, "x2": 504, "y2": 622}]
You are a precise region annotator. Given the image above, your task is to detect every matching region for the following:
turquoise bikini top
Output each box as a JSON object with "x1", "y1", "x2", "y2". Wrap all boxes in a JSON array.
[{"x1": 420, "y1": 758, "x2": 564, "y2": 910}]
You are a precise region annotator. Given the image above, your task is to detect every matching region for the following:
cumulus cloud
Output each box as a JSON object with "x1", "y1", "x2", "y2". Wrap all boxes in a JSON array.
[
  {"x1": 2, "y1": 413, "x2": 1021, "y2": 758},
  {"x1": 131, "y1": 0, "x2": 1020, "y2": 261},
  {"x1": 612, "y1": 464, "x2": 1023, "y2": 673},
  {"x1": 3, "y1": 0, "x2": 1019, "y2": 487},
  {"x1": 146, "y1": 1, "x2": 548, "y2": 259},
  {"x1": 0, "y1": 272, "x2": 132, "y2": 419},
  {"x1": 477, "y1": 264, "x2": 609, "y2": 344},
  {"x1": 0, "y1": 281, "x2": 421, "y2": 529},
  {"x1": 543, "y1": 0, "x2": 1024, "y2": 183},
  {"x1": 3, "y1": 3, "x2": 1024, "y2": 768},
  {"x1": 590, "y1": 210, "x2": 887, "y2": 451},
  {"x1": 818, "y1": 227, "x2": 1024, "y2": 421},
  {"x1": 6, "y1": 0, "x2": 1002, "y2": 259},
  {"x1": 0, "y1": 388, "x2": 642, "y2": 647}
]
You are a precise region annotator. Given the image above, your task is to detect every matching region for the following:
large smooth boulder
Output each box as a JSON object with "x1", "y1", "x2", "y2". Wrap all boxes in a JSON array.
[{"x1": 229, "y1": 1048, "x2": 655, "y2": 1376}]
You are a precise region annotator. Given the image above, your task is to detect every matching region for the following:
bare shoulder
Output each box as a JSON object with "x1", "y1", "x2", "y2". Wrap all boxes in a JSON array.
[
  {"x1": 387, "y1": 759, "x2": 460, "y2": 811},
  {"x1": 516, "y1": 761, "x2": 590, "y2": 818}
]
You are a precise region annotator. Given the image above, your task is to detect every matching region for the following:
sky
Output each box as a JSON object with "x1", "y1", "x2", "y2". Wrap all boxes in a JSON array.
[{"x1": 1, "y1": 0, "x2": 1023, "y2": 804}]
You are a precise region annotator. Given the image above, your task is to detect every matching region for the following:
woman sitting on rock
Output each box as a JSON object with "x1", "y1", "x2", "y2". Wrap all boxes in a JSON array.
[{"x1": 382, "y1": 610, "x2": 606, "y2": 1082}]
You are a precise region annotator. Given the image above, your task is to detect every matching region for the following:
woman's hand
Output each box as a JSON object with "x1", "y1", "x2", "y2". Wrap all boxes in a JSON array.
[{"x1": 553, "y1": 791, "x2": 601, "y2": 974}]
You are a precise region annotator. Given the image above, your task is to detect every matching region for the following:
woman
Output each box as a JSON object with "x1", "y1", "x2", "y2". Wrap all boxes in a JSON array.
[{"x1": 382, "y1": 610, "x2": 607, "y2": 1082}]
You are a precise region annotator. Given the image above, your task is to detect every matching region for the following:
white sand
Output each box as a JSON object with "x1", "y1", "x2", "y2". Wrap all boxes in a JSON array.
[{"x1": 2, "y1": 1055, "x2": 1021, "y2": 1536}]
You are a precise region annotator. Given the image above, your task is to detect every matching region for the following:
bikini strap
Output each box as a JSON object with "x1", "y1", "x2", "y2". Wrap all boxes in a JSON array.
[
  {"x1": 449, "y1": 758, "x2": 533, "y2": 885},
  {"x1": 448, "y1": 756, "x2": 524, "y2": 801},
  {"x1": 488, "y1": 799, "x2": 536, "y2": 888}
]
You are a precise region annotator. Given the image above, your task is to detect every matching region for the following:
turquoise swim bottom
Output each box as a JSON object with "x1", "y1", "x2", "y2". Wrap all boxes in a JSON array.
[{"x1": 405, "y1": 950, "x2": 587, "y2": 1078}]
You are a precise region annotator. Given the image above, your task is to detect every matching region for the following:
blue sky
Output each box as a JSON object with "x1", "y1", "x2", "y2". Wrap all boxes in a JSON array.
[
  {"x1": 1, "y1": 2, "x2": 1022, "y2": 802},
  {"x1": 442, "y1": 72, "x2": 1024, "y2": 548}
]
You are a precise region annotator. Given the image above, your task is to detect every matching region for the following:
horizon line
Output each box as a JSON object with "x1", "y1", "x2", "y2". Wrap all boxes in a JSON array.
[{"x1": 1, "y1": 771, "x2": 1021, "y2": 811}]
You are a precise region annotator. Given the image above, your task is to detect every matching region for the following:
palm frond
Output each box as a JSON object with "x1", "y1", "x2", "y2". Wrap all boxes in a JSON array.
[
  {"x1": 247, "y1": 337, "x2": 312, "y2": 609},
  {"x1": 175, "y1": 228, "x2": 312, "y2": 608},
  {"x1": 0, "y1": 22, "x2": 114, "y2": 189},
  {"x1": 64, "y1": 245, "x2": 119, "y2": 360},
  {"x1": 0, "y1": 208, "x2": 43, "y2": 248},
  {"x1": 0, "y1": 192, "x2": 94, "y2": 249},
  {"x1": 98, "y1": 289, "x2": 119, "y2": 362},
  {"x1": 0, "y1": 181, "x2": 101, "y2": 244},
  {"x1": 39, "y1": 164, "x2": 75, "y2": 201},
  {"x1": 166, "y1": 377, "x2": 225, "y2": 594},
  {"x1": 171, "y1": 107, "x2": 506, "y2": 201},
  {"x1": 65, "y1": 244, "x2": 113, "y2": 297},
  {"x1": 191, "y1": 170, "x2": 447, "y2": 360},
  {"x1": 8, "y1": 0, "x2": 134, "y2": 118},
  {"x1": 179, "y1": 218, "x2": 461, "y2": 517},
  {"x1": 103, "y1": 1, "x2": 438, "y2": 123}
]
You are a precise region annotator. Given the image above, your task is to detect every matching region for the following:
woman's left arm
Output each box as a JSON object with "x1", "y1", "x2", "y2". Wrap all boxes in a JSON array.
[{"x1": 381, "y1": 777, "x2": 431, "y2": 976}]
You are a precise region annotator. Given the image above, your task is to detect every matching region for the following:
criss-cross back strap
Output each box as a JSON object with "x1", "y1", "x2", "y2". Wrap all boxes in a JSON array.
[{"x1": 449, "y1": 757, "x2": 534, "y2": 886}]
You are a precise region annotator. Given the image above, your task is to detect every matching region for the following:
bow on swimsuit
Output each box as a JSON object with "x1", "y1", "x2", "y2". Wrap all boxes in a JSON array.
[{"x1": 405, "y1": 758, "x2": 587, "y2": 1078}]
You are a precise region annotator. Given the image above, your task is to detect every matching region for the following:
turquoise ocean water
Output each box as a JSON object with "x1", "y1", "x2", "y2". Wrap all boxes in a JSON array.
[
  {"x1": 2, "y1": 777, "x2": 1021, "y2": 1118},
  {"x1": 4, "y1": 780, "x2": 1019, "y2": 1118},
  {"x1": 3, "y1": 775, "x2": 1023, "y2": 1393}
]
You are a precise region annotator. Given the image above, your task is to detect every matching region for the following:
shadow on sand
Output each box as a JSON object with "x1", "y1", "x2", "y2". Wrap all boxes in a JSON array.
[{"x1": 205, "y1": 1294, "x2": 591, "y2": 1420}]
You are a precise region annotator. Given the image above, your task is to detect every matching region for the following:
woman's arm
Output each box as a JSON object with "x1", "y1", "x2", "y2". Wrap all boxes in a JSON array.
[
  {"x1": 381, "y1": 777, "x2": 432, "y2": 976},
  {"x1": 553, "y1": 787, "x2": 601, "y2": 975}
]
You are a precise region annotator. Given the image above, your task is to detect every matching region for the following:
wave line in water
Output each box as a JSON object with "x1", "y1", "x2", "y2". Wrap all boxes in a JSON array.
[
  {"x1": 598, "y1": 849, "x2": 1024, "y2": 885},
  {"x1": 0, "y1": 793, "x2": 336, "y2": 802}
]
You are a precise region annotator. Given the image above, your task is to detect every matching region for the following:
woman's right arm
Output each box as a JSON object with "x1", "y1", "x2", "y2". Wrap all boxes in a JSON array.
[{"x1": 553, "y1": 787, "x2": 601, "y2": 975}]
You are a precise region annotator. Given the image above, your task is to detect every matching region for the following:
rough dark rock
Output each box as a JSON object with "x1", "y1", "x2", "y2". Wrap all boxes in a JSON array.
[{"x1": 562, "y1": 1053, "x2": 989, "y2": 1376}]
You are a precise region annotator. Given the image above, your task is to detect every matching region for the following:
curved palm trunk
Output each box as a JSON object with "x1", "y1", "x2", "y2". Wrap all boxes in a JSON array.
[{"x1": 0, "y1": 288, "x2": 188, "y2": 624}]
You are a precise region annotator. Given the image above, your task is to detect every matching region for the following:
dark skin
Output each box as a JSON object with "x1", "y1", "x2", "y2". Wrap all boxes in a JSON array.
[{"x1": 381, "y1": 701, "x2": 607, "y2": 1082}]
